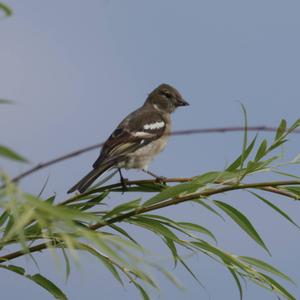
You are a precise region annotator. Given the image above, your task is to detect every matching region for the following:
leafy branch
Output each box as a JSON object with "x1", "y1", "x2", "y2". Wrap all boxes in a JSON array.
[{"x1": 0, "y1": 115, "x2": 300, "y2": 300}]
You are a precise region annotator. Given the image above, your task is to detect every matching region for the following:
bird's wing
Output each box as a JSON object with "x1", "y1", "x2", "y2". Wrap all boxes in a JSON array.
[{"x1": 92, "y1": 109, "x2": 167, "y2": 168}]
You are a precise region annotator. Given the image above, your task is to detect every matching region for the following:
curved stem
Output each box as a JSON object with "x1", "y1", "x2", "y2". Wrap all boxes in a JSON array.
[
  {"x1": 6, "y1": 126, "x2": 300, "y2": 185},
  {"x1": 0, "y1": 179, "x2": 299, "y2": 263}
]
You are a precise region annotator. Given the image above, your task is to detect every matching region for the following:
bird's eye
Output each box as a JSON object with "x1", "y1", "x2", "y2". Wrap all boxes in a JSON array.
[{"x1": 161, "y1": 90, "x2": 172, "y2": 99}]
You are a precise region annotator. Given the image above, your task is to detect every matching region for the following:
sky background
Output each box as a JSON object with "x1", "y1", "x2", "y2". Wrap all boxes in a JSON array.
[{"x1": 0, "y1": 0, "x2": 300, "y2": 299}]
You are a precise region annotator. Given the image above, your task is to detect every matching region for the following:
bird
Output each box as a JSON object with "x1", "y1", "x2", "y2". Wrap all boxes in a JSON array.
[{"x1": 68, "y1": 83, "x2": 189, "y2": 194}]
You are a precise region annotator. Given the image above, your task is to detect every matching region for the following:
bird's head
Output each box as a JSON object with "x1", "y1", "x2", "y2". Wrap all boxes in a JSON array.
[{"x1": 145, "y1": 83, "x2": 189, "y2": 113}]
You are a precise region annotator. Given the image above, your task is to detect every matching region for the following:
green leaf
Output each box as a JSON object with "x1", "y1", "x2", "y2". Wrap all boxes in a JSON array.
[
  {"x1": 109, "y1": 224, "x2": 140, "y2": 246},
  {"x1": 226, "y1": 136, "x2": 257, "y2": 171},
  {"x1": 163, "y1": 237, "x2": 179, "y2": 266},
  {"x1": 0, "y1": 210, "x2": 9, "y2": 227},
  {"x1": 254, "y1": 139, "x2": 268, "y2": 161},
  {"x1": 145, "y1": 172, "x2": 221, "y2": 206},
  {"x1": 192, "y1": 199, "x2": 225, "y2": 221},
  {"x1": 0, "y1": 145, "x2": 28, "y2": 163},
  {"x1": 61, "y1": 248, "x2": 71, "y2": 282},
  {"x1": 30, "y1": 274, "x2": 68, "y2": 300},
  {"x1": 251, "y1": 192, "x2": 300, "y2": 229},
  {"x1": 25, "y1": 194, "x2": 101, "y2": 223},
  {"x1": 0, "y1": 99, "x2": 13, "y2": 104},
  {"x1": 144, "y1": 182, "x2": 195, "y2": 205},
  {"x1": 129, "y1": 216, "x2": 179, "y2": 241},
  {"x1": 178, "y1": 257, "x2": 206, "y2": 289},
  {"x1": 259, "y1": 273, "x2": 296, "y2": 300},
  {"x1": 291, "y1": 153, "x2": 300, "y2": 164},
  {"x1": 275, "y1": 119, "x2": 287, "y2": 140},
  {"x1": 286, "y1": 118, "x2": 300, "y2": 135},
  {"x1": 104, "y1": 198, "x2": 141, "y2": 218},
  {"x1": 79, "y1": 191, "x2": 109, "y2": 211},
  {"x1": 0, "y1": 3, "x2": 12, "y2": 18},
  {"x1": 284, "y1": 186, "x2": 300, "y2": 196},
  {"x1": 213, "y1": 201, "x2": 270, "y2": 254},
  {"x1": 226, "y1": 265, "x2": 243, "y2": 300},
  {"x1": 151, "y1": 262, "x2": 183, "y2": 289},
  {"x1": 177, "y1": 222, "x2": 217, "y2": 243},
  {"x1": 0, "y1": 265, "x2": 67, "y2": 300},
  {"x1": 240, "y1": 256, "x2": 294, "y2": 284},
  {"x1": 132, "y1": 281, "x2": 150, "y2": 300},
  {"x1": 240, "y1": 102, "x2": 248, "y2": 170},
  {"x1": 78, "y1": 243, "x2": 123, "y2": 286},
  {"x1": 192, "y1": 171, "x2": 221, "y2": 185}
]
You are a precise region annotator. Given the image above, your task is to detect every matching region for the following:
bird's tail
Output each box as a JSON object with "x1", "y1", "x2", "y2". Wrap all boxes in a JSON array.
[{"x1": 67, "y1": 163, "x2": 113, "y2": 194}]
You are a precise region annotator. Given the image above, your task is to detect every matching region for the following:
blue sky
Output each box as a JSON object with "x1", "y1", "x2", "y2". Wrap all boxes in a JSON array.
[{"x1": 0, "y1": 0, "x2": 300, "y2": 299}]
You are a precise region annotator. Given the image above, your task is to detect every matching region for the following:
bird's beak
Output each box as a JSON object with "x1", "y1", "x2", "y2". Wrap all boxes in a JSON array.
[{"x1": 177, "y1": 98, "x2": 190, "y2": 106}]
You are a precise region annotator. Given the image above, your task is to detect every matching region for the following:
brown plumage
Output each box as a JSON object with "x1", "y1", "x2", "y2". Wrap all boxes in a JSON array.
[{"x1": 68, "y1": 83, "x2": 189, "y2": 194}]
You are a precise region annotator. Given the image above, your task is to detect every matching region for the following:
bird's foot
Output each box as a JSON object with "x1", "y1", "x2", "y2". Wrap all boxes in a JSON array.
[
  {"x1": 120, "y1": 177, "x2": 129, "y2": 193},
  {"x1": 155, "y1": 176, "x2": 167, "y2": 184}
]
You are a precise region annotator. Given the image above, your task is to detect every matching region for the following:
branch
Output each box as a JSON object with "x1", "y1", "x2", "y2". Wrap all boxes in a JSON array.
[
  {"x1": 1, "y1": 179, "x2": 299, "y2": 263},
  {"x1": 7, "y1": 126, "x2": 300, "y2": 185}
]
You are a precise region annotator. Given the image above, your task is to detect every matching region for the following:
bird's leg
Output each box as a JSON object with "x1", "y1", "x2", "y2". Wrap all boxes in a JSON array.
[
  {"x1": 142, "y1": 169, "x2": 166, "y2": 184},
  {"x1": 118, "y1": 168, "x2": 128, "y2": 192}
]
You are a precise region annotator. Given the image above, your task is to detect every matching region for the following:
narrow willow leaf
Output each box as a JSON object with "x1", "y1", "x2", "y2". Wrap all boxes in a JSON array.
[
  {"x1": 78, "y1": 243, "x2": 123, "y2": 286},
  {"x1": 226, "y1": 265, "x2": 243, "y2": 300},
  {"x1": 192, "y1": 199, "x2": 225, "y2": 221},
  {"x1": 275, "y1": 119, "x2": 287, "y2": 140},
  {"x1": 29, "y1": 274, "x2": 68, "y2": 300},
  {"x1": 245, "y1": 155, "x2": 278, "y2": 174},
  {"x1": 24, "y1": 222, "x2": 42, "y2": 236},
  {"x1": 0, "y1": 210, "x2": 9, "y2": 227},
  {"x1": 132, "y1": 281, "x2": 150, "y2": 300},
  {"x1": 0, "y1": 265, "x2": 67, "y2": 300},
  {"x1": 259, "y1": 273, "x2": 296, "y2": 300},
  {"x1": 214, "y1": 201, "x2": 270, "y2": 254},
  {"x1": 267, "y1": 139, "x2": 287, "y2": 153},
  {"x1": 104, "y1": 198, "x2": 141, "y2": 218},
  {"x1": 3, "y1": 214, "x2": 14, "y2": 238},
  {"x1": 0, "y1": 145, "x2": 28, "y2": 163},
  {"x1": 144, "y1": 183, "x2": 195, "y2": 205},
  {"x1": 286, "y1": 118, "x2": 300, "y2": 135},
  {"x1": 284, "y1": 186, "x2": 300, "y2": 196},
  {"x1": 142, "y1": 214, "x2": 215, "y2": 244},
  {"x1": 291, "y1": 153, "x2": 300, "y2": 164},
  {"x1": 177, "y1": 222, "x2": 217, "y2": 243},
  {"x1": 0, "y1": 3, "x2": 12, "y2": 18},
  {"x1": 129, "y1": 217, "x2": 179, "y2": 241},
  {"x1": 109, "y1": 224, "x2": 140, "y2": 246},
  {"x1": 79, "y1": 191, "x2": 109, "y2": 211},
  {"x1": 61, "y1": 248, "x2": 71, "y2": 282},
  {"x1": 163, "y1": 237, "x2": 179, "y2": 266},
  {"x1": 151, "y1": 263, "x2": 183, "y2": 289},
  {"x1": 131, "y1": 269, "x2": 159, "y2": 290},
  {"x1": 272, "y1": 170, "x2": 300, "y2": 180},
  {"x1": 0, "y1": 99, "x2": 13, "y2": 104},
  {"x1": 251, "y1": 192, "x2": 300, "y2": 229},
  {"x1": 192, "y1": 171, "x2": 221, "y2": 185},
  {"x1": 25, "y1": 194, "x2": 101, "y2": 222},
  {"x1": 46, "y1": 195, "x2": 56, "y2": 204},
  {"x1": 178, "y1": 257, "x2": 206, "y2": 289},
  {"x1": 144, "y1": 172, "x2": 222, "y2": 206},
  {"x1": 240, "y1": 103, "x2": 248, "y2": 170},
  {"x1": 255, "y1": 139, "x2": 268, "y2": 161},
  {"x1": 226, "y1": 136, "x2": 257, "y2": 171},
  {"x1": 240, "y1": 256, "x2": 294, "y2": 284}
]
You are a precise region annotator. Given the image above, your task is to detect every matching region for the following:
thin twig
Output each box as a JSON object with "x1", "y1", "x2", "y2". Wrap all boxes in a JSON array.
[
  {"x1": 7, "y1": 126, "x2": 300, "y2": 185},
  {"x1": 0, "y1": 179, "x2": 299, "y2": 263}
]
